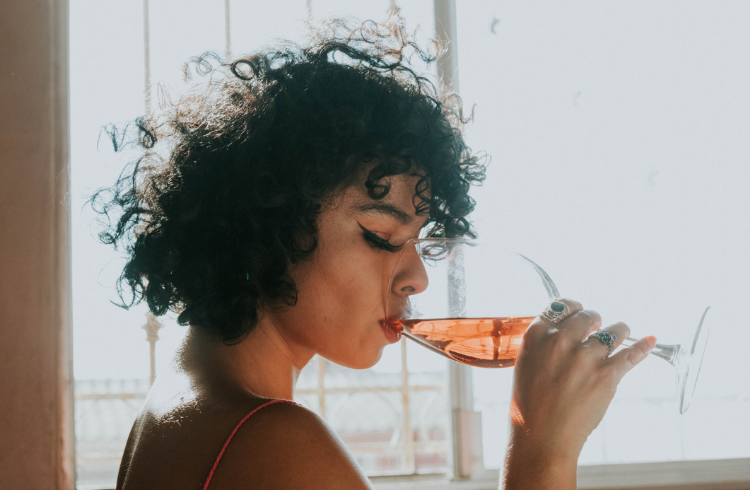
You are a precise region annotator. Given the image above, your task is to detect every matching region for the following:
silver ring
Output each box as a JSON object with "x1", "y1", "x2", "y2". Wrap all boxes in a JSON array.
[
  {"x1": 540, "y1": 301, "x2": 570, "y2": 324},
  {"x1": 588, "y1": 330, "x2": 617, "y2": 358}
]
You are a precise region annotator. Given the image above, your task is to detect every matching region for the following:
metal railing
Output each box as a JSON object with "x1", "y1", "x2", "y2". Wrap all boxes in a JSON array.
[
  {"x1": 74, "y1": 315, "x2": 451, "y2": 484},
  {"x1": 74, "y1": 374, "x2": 449, "y2": 477}
]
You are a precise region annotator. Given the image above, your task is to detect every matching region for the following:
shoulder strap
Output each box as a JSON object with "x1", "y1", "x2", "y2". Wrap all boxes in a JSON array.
[{"x1": 202, "y1": 399, "x2": 298, "y2": 490}]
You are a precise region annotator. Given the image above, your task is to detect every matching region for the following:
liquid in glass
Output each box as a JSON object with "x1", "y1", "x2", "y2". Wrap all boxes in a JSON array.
[{"x1": 389, "y1": 316, "x2": 535, "y2": 368}]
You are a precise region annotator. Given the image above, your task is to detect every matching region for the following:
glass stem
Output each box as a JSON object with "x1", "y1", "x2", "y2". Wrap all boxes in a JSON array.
[{"x1": 623, "y1": 336, "x2": 679, "y2": 365}]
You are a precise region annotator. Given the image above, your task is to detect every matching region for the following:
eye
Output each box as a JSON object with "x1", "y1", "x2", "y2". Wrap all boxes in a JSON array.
[{"x1": 358, "y1": 223, "x2": 404, "y2": 253}]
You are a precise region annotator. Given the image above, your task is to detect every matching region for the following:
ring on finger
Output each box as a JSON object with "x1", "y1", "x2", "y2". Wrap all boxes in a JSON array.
[
  {"x1": 588, "y1": 330, "x2": 617, "y2": 358},
  {"x1": 540, "y1": 300, "x2": 572, "y2": 324}
]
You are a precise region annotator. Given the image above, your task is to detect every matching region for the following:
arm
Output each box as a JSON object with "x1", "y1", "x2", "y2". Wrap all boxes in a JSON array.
[
  {"x1": 500, "y1": 299, "x2": 655, "y2": 490},
  {"x1": 502, "y1": 437, "x2": 577, "y2": 490}
]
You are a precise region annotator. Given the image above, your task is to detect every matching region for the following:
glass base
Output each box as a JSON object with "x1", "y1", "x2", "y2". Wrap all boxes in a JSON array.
[
  {"x1": 677, "y1": 306, "x2": 711, "y2": 414},
  {"x1": 622, "y1": 306, "x2": 711, "y2": 414}
]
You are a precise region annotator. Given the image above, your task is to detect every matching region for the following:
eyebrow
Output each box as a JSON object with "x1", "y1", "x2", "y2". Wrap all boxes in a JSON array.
[{"x1": 355, "y1": 202, "x2": 429, "y2": 227}]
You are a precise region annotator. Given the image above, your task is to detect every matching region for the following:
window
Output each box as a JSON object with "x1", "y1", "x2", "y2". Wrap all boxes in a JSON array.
[
  {"x1": 71, "y1": 1, "x2": 750, "y2": 489},
  {"x1": 456, "y1": 0, "x2": 750, "y2": 482}
]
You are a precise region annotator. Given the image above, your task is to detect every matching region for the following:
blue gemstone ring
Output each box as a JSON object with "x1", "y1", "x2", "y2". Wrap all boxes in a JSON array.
[
  {"x1": 588, "y1": 330, "x2": 617, "y2": 358},
  {"x1": 540, "y1": 301, "x2": 570, "y2": 324}
]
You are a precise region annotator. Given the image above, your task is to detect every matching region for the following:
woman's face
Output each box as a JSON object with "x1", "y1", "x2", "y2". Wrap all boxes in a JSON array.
[{"x1": 267, "y1": 171, "x2": 430, "y2": 369}]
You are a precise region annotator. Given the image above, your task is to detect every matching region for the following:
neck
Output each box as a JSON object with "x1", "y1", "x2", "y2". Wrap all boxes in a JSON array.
[{"x1": 181, "y1": 315, "x2": 314, "y2": 401}]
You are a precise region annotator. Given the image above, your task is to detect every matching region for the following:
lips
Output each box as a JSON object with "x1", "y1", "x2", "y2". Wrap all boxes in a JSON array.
[{"x1": 379, "y1": 319, "x2": 402, "y2": 343}]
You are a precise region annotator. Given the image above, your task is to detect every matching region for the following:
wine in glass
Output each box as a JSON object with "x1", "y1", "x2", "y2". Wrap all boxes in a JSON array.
[{"x1": 384, "y1": 238, "x2": 710, "y2": 413}]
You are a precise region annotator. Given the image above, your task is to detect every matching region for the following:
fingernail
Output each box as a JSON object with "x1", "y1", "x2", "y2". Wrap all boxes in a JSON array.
[{"x1": 644, "y1": 336, "x2": 657, "y2": 349}]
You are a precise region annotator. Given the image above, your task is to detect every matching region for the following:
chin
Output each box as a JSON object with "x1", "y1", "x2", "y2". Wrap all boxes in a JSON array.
[{"x1": 337, "y1": 348, "x2": 384, "y2": 370}]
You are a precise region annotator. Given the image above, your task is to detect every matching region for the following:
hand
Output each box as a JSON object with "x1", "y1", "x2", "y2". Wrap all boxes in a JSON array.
[{"x1": 503, "y1": 299, "x2": 655, "y2": 488}]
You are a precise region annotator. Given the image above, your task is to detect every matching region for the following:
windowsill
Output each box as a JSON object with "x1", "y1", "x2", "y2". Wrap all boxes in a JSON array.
[
  {"x1": 78, "y1": 458, "x2": 750, "y2": 490},
  {"x1": 370, "y1": 458, "x2": 750, "y2": 490}
]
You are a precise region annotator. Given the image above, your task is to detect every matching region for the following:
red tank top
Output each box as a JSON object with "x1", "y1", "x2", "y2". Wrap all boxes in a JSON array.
[{"x1": 202, "y1": 399, "x2": 298, "y2": 489}]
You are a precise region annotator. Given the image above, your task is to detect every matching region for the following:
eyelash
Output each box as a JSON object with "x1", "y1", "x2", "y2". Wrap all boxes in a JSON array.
[{"x1": 358, "y1": 224, "x2": 404, "y2": 253}]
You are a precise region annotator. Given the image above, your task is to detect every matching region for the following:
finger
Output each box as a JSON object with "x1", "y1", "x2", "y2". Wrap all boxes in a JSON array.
[
  {"x1": 536, "y1": 298, "x2": 583, "y2": 326},
  {"x1": 557, "y1": 309, "x2": 602, "y2": 343},
  {"x1": 527, "y1": 298, "x2": 584, "y2": 344},
  {"x1": 605, "y1": 336, "x2": 656, "y2": 383},
  {"x1": 581, "y1": 322, "x2": 631, "y2": 359}
]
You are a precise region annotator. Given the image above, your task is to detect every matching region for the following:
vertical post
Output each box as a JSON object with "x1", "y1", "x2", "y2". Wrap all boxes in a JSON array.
[
  {"x1": 224, "y1": 0, "x2": 231, "y2": 60},
  {"x1": 434, "y1": 0, "x2": 460, "y2": 93},
  {"x1": 433, "y1": 4, "x2": 483, "y2": 473},
  {"x1": 401, "y1": 338, "x2": 415, "y2": 473},
  {"x1": 317, "y1": 355, "x2": 326, "y2": 418},
  {"x1": 142, "y1": 313, "x2": 163, "y2": 386},
  {"x1": 54, "y1": 1, "x2": 75, "y2": 485},
  {"x1": 446, "y1": 243, "x2": 476, "y2": 479},
  {"x1": 143, "y1": 0, "x2": 151, "y2": 117}
]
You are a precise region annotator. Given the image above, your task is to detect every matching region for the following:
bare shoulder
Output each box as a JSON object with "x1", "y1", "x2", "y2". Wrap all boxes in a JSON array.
[{"x1": 205, "y1": 401, "x2": 374, "y2": 490}]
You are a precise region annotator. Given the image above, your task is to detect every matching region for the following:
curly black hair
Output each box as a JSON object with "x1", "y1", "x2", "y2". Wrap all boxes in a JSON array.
[{"x1": 89, "y1": 19, "x2": 488, "y2": 343}]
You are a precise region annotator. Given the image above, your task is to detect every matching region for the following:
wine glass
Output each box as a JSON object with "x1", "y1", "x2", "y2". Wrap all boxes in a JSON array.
[{"x1": 384, "y1": 238, "x2": 711, "y2": 414}]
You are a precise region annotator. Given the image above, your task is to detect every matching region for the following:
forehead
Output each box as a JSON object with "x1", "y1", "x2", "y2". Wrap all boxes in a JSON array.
[{"x1": 339, "y1": 171, "x2": 430, "y2": 223}]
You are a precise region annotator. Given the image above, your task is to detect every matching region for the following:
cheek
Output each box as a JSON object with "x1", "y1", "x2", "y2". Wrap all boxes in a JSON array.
[
  {"x1": 305, "y1": 252, "x2": 395, "y2": 368},
  {"x1": 293, "y1": 237, "x2": 394, "y2": 333},
  {"x1": 316, "y1": 250, "x2": 391, "y2": 328},
  {"x1": 330, "y1": 255, "x2": 383, "y2": 308}
]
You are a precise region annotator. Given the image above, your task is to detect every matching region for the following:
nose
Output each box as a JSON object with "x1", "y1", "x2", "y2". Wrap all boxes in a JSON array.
[{"x1": 390, "y1": 241, "x2": 429, "y2": 297}]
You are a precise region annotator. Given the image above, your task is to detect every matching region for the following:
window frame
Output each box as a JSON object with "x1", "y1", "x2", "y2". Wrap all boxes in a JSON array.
[
  {"x1": 1, "y1": 0, "x2": 74, "y2": 488},
  {"x1": 63, "y1": 1, "x2": 750, "y2": 489}
]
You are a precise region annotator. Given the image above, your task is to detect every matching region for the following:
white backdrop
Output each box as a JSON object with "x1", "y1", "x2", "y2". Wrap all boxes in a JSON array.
[
  {"x1": 70, "y1": 0, "x2": 750, "y2": 479},
  {"x1": 458, "y1": 0, "x2": 750, "y2": 468}
]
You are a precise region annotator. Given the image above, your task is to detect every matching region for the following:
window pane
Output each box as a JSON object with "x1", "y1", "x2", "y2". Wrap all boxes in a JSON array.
[
  {"x1": 71, "y1": 1, "x2": 444, "y2": 486},
  {"x1": 456, "y1": 0, "x2": 750, "y2": 470},
  {"x1": 312, "y1": 0, "x2": 391, "y2": 22},
  {"x1": 294, "y1": 343, "x2": 449, "y2": 475},
  {"x1": 71, "y1": 0, "x2": 151, "y2": 484},
  {"x1": 229, "y1": 0, "x2": 309, "y2": 57}
]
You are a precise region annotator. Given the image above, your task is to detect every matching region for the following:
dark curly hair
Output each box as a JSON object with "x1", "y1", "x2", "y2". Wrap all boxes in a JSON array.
[{"x1": 89, "y1": 19, "x2": 488, "y2": 343}]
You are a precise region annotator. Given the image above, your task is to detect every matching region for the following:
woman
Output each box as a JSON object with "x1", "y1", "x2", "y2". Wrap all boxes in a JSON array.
[{"x1": 92, "y1": 20, "x2": 655, "y2": 490}]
